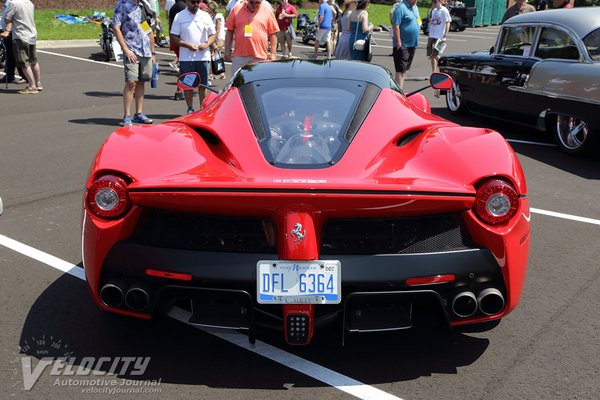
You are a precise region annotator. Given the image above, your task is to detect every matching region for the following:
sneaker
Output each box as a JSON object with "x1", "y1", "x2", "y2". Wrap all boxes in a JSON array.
[
  {"x1": 120, "y1": 115, "x2": 132, "y2": 126},
  {"x1": 36, "y1": 84, "x2": 44, "y2": 92},
  {"x1": 19, "y1": 87, "x2": 38, "y2": 94},
  {"x1": 173, "y1": 91, "x2": 184, "y2": 101},
  {"x1": 186, "y1": 107, "x2": 195, "y2": 114},
  {"x1": 15, "y1": 78, "x2": 27, "y2": 84},
  {"x1": 133, "y1": 113, "x2": 153, "y2": 124}
]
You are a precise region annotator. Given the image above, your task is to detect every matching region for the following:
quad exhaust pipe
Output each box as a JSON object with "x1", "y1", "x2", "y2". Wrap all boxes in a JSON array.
[
  {"x1": 452, "y1": 291, "x2": 478, "y2": 318},
  {"x1": 100, "y1": 281, "x2": 126, "y2": 308},
  {"x1": 477, "y1": 288, "x2": 505, "y2": 316},
  {"x1": 451, "y1": 288, "x2": 505, "y2": 318},
  {"x1": 100, "y1": 281, "x2": 151, "y2": 311},
  {"x1": 125, "y1": 284, "x2": 151, "y2": 311}
]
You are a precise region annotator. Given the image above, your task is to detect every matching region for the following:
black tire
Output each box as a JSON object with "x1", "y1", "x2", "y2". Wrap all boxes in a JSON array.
[
  {"x1": 445, "y1": 79, "x2": 467, "y2": 115},
  {"x1": 302, "y1": 36, "x2": 310, "y2": 45},
  {"x1": 552, "y1": 114, "x2": 595, "y2": 155},
  {"x1": 450, "y1": 21, "x2": 459, "y2": 32},
  {"x1": 103, "y1": 38, "x2": 112, "y2": 62}
]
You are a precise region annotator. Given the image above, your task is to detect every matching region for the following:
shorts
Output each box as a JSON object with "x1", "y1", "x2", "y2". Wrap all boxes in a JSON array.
[
  {"x1": 277, "y1": 30, "x2": 292, "y2": 48},
  {"x1": 179, "y1": 60, "x2": 210, "y2": 86},
  {"x1": 315, "y1": 28, "x2": 331, "y2": 45},
  {"x1": 426, "y1": 37, "x2": 441, "y2": 57},
  {"x1": 13, "y1": 39, "x2": 37, "y2": 66},
  {"x1": 393, "y1": 45, "x2": 416, "y2": 73},
  {"x1": 124, "y1": 56, "x2": 152, "y2": 82}
]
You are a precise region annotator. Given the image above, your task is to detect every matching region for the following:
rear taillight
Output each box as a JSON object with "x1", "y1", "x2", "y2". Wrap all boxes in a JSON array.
[
  {"x1": 86, "y1": 174, "x2": 130, "y2": 219},
  {"x1": 474, "y1": 179, "x2": 519, "y2": 225}
]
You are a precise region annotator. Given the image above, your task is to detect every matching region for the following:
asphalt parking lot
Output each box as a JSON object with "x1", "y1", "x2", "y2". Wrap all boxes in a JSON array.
[{"x1": 1, "y1": 26, "x2": 599, "y2": 400}]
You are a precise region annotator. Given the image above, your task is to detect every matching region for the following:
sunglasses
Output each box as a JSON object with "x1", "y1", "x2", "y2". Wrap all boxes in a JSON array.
[{"x1": 190, "y1": 0, "x2": 200, "y2": 4}]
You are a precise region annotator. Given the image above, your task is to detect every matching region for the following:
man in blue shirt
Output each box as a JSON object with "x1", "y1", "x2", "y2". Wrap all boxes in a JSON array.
[
  {"x1": 313, "y1": 0, "x2": 333, "y2": 59},
  {"x1": 112, "y1": 0, "x2": 156, "y2": 126},
  {"x1": 391, "y1": 0, "x2": 419, "y2": 89}
]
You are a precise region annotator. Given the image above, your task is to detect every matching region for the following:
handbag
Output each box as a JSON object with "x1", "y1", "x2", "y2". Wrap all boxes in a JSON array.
[
  {"x1": 211, "y1": 49, "x2": 225, "y2": 75},
  {"x1": 352, "y1": 12, "x2": 366, "y2": 51}
]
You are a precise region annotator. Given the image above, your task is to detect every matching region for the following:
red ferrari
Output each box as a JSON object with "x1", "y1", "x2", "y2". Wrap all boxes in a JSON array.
[{"x1": 82, "y1": 60, "x2": 530, "y2": 345}]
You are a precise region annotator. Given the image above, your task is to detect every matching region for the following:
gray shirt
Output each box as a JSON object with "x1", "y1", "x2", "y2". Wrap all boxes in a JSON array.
[{"x1": 5, "y1": 0, "x2": 36, "y2": 44}]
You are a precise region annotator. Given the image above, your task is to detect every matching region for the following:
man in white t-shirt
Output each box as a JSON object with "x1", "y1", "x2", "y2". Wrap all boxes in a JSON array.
[
  {"x1": 426, "y1": 0, "x2": 450, "y2": 73},
  {"x1": 170, "y1": 0, "x2": 216, "y2": 114}
]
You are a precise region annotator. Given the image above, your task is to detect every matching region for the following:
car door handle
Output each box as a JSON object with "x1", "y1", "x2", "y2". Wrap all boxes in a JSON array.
[{"x1": 513, "y1": 61, "x2": 523, "y2": 66}]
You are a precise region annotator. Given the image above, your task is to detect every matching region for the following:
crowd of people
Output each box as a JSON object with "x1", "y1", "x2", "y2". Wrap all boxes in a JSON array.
[{"x1": 0, "y1": 0, "x2": 578, "y2": 123}]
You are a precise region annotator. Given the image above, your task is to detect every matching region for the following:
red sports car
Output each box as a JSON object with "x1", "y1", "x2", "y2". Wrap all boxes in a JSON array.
[{"x1": 82, "y1": 60, "x2": 530, "y2": 345}]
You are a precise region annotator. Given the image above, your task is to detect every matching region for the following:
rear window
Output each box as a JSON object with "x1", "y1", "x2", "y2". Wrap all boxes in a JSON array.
[
  {"x1": 583, "y1": 28, "x2": 600, "y2": 61},
  {"x1": 247, "y1": 79, "x2": 371, "y2": 168}
]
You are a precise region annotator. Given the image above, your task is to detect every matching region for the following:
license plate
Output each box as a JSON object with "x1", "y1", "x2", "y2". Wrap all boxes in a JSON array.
[{"x1": 257, "y1": 260, "x2": 341, "y2": 304}]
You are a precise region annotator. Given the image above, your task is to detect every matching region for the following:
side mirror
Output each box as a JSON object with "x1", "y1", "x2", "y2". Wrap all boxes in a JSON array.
[
  {"x1": 430, "y1": 72, "x2": 453, "y2": 91},
  {"x1": 489, "y1": 45, "x2": 495, "y2": 54},
  {"x1": 177, "y1": 72, "x2": 221, "y2": 94},
  {"x1": 177, "y1": 72, "x2": 201, "y2": 90}
]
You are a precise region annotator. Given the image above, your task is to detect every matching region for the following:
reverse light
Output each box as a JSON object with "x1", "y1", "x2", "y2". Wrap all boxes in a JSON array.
[
  {"x1": 474, "y1": 179, "x2": 519, "y2": 225},
  {"x1": 86, "y1": 174, "x2": 131, "y2": 219}
]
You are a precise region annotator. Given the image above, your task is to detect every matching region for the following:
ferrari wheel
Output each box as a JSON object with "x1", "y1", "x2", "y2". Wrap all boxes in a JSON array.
[
  {"x1": 554, "y1": 114, "x2": 593, "y2": 155},
  {"x1": 445, "y1": 80, "x2": 466, "y2": 115}
]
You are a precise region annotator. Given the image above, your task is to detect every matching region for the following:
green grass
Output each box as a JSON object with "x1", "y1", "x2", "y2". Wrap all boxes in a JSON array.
[{"x1": 35, "y1": 5, "x2": 427, "y2": 40}]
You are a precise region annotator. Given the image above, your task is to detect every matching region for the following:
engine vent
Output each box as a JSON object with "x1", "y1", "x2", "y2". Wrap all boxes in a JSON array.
[
  {"x1": 321, "y1": 213, "x2": 473, "y2": 255},
  {"x1": 128, "y1": 209, "x2": 277, "y2": 253}
]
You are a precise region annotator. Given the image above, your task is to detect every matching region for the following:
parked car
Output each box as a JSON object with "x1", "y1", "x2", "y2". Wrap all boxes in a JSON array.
[
  {"x1": 82, "y1": 60, "x2": 530, "y2": 346},
  {"x1": 439, "y1": 8, "x2": 600, "y2": 155}
]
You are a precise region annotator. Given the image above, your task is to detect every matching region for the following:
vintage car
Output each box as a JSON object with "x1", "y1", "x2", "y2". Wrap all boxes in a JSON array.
[
  {"x1": 82, "y1": 60, "x2": 530, "y2": 346},
  {"x1": 439, "y1": 8, "x2": 600, "y2": 155}
]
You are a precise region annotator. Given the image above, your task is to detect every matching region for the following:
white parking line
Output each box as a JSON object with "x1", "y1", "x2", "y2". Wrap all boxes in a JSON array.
[
  {"x1": 531, "y1": 208, "x2": 600, "y2": 226},
  {"x1": 0, "y1": 233, "x2": 404, "y2": 400}
]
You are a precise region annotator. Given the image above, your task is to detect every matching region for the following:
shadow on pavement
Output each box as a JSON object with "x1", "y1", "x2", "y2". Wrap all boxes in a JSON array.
[{"x1": 18, "y1": 273, "x2": 490, "y2": 389}]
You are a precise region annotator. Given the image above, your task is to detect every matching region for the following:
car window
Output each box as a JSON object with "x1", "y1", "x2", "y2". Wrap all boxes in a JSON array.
[
  {"x1": 534, "y1": 27, "x2": 580, "y2": 60},
  {"x1": 499, "y1": 26, "x2": 537, "y2": 57},
  {"x1": 250, "y1": 79, "x2": 368, "y2": 168},
  {"x1": 583, "y1": 27, "x2": 600, "y2": 61}
]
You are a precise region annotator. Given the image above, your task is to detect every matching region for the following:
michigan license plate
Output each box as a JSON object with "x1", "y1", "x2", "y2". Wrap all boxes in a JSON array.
[{"x1": 257, "y1": 260, "x2": 341, "y2": 304}]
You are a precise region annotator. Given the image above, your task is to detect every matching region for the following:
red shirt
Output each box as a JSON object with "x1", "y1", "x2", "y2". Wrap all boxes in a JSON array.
[{"x1": 275, "y1": 4, "x2": 297, "y2": 31}]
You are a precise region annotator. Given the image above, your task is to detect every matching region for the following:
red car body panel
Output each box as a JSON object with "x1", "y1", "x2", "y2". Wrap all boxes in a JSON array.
[{"x1": 82, "y1": 61, "x2": 530, "y2": 343}]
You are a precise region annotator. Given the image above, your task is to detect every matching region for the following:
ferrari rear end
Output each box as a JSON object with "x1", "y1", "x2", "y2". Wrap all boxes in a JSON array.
[{"x1": 82, "y1": 61, "x2": 530, "y2": 345}]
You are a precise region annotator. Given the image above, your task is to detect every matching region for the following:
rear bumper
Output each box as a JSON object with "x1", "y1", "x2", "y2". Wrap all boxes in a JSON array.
[{"x1": 97, "y1": 243, "x2": 507, "y2": 325}]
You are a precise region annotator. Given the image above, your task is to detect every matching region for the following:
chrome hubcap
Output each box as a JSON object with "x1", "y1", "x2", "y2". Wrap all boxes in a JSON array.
[
  {"x1": 556, "y1": 115, "x2": 588, "y2": 151},
  {"x1": 447, "y1": 81, "x2": 462, "y2": 112}
]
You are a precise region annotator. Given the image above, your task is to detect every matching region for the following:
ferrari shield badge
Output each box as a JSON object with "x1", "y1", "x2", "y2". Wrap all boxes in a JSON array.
[{"x1": 290, "y1": 223, "x2": 306, "y2": 244}]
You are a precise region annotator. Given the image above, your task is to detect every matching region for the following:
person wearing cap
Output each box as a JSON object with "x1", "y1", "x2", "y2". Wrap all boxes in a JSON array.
[
  {"x1": 313, "y1": 0, "x2": 334, "y2": 59},
  {"x1": 391, "y1": 0, "x2": 419, "y2": 88},
  {"x1": 334, "y1": 0, "x2": 357, "y2": 60},
  {"x1": 224, "y1": 0, "x2": 279, "y2": 74},
  {"x1": 171, "y1": 0, "x2": 216, "y2": 114},
  {"x1": 348, "y1": 0, "x2": 373, "y2": 61}
]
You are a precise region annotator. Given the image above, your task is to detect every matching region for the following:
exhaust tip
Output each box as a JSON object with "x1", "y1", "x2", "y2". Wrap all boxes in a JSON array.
[
  {"x1": 125, "y1": 285, "x2": 150, "y2": 311},
  {"x1": 100, "y1": 282, "x2": 125, "y2": 308},
  {"x1": 452, "y1": 291, "x2": 478, "y2": 318},
  {"x1": 478, "y1": 288, "x2": 505, "y2": 316}
]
